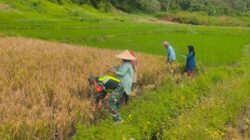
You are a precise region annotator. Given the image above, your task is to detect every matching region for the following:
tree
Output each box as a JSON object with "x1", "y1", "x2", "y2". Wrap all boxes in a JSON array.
[
  {"x1": 136, "y1": 0, "x2": 161, "y2": 13},
  {"x1": 70, "y1": 0, "x2": 89, "y2": 5},
  {"x1": 207, "y1": 5, "x2": 216, "y2": 15},
  {"x1": 179, "y1": 0, "x2": 191, "y2": 10},
  {"x1": 167, "y1": 0, "x2": 171, "y2": 12},
  {"x1": 48, "y1": 0, "x2": 64, "y2": 5},
  {"x1": 247, "y1": 0, "x2": 250, "y2": 11}
]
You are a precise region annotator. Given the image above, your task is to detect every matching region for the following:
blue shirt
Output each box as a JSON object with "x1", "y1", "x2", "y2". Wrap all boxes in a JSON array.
[
  {"x1": 115, "y1": 62, "x2": 135, "y2": 95},
  {"x1": 185, "y1": 52, "x2": 196, "y2": 71},
  {"x1": 167, "y1": 45, "x2": 176, "y2": 61}
]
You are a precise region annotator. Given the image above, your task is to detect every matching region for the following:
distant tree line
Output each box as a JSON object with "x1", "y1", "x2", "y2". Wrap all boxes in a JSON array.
[{"x1": 49, "y1": 0, "x2": 250, "y2": 15}]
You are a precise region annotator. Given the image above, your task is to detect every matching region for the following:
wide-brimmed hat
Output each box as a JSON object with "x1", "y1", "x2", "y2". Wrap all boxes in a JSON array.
[{"x1": 115, "y1": 50, "x2": 137, "y2": 60}]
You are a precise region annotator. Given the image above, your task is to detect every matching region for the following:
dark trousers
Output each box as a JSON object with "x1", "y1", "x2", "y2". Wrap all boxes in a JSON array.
[{"x1": 119, "y1": 92, "x2": 129, "y2": 105}]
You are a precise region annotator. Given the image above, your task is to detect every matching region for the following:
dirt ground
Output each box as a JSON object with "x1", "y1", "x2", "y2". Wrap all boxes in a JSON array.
[{"x1": 137, "y1": 18, "x2": 178, "y2": 25}]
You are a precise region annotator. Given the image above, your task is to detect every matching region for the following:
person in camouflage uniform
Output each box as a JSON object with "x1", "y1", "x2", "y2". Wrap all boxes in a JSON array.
[{"x1": 88, "y1": 75, "x2": 124, "y2": 124}]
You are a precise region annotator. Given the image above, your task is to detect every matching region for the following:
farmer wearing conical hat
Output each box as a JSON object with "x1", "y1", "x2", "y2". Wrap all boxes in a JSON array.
[
  {"x1": 88, "y1": 75, "x2": 124, "y2": 125},
  {"x1": 114, "y1": 50, "x2": 136, "y2": 105}
]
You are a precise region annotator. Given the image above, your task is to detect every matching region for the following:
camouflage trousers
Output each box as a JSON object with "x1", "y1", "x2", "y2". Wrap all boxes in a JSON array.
[{"x1": 109, "y1": 85, "x2": 124, "y2": 122}]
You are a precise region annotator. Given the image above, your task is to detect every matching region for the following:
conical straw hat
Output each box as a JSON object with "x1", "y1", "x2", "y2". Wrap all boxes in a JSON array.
[{"x1": 115, "y1": 50, "x2": 137, "y2": 60}]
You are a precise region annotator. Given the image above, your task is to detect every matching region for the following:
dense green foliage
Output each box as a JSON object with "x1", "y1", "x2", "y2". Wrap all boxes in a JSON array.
[
  {"x1": 156, "y1": 12, "x2": 250, "y2": 26},
  {"x1": 0, "y1": 0, "x2": 250, "y2": 66},
  {"x1": 2, "y1": 0, "x2": 250, "y2": 14},
  {"x1": 31, "y1": 0, "x2": 250, "y2": 14},
  {"x1": 2, "y1": 0, "x2": 250, "y2": 26}
]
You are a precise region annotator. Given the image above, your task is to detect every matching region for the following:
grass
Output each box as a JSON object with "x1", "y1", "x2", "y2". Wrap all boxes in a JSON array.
[
  {"x1": 225, "y1": 100, "x2": 250, "y2": 139},
  {"x1": 0, "y1": 0, "x2": 250, "y2": 139},
  {"x1": 74, "y1": 45, "x2": 250, "y2": 140},
  {"x1": 0, "y1": 37, "x2": 173, "y2": 139},
  {"x1": 163, "y1": 73, "x2": 250, "y2": 140},
  {"x1": 163, "y1": 45, "x2": 250, "y2": 139},
  {"x1": 0, "y1": 0, "x2": 250, "y2": 66}
]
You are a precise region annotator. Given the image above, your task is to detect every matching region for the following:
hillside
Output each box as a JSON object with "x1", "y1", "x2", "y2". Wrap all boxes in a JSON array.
[
  {"x1": 0, "y1": 0, "x2": 250, "y2": 65},
  {"x1": 4, "y1": 0, "x2": 249, "y2": 14}
]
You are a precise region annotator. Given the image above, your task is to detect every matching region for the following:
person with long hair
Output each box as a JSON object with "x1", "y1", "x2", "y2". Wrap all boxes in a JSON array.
[{"x1": 185, "y1": 45, "x2": 196, "y2": 77}]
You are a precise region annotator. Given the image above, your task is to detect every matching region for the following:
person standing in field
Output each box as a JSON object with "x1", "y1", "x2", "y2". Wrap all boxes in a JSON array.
[
  {"x1": 128, "y1": 50, "x2": 137, "y2": 85},
  {"x1": 88, "y1": 75, "x2": 124, "y2": 125},
  {"x1": 114, "y1": 50, "x2": 136, "y2": 105},
  {"x1": 185, "y1": 45, "x2": 196, "y2": 77},
  {"x1": 163, "y1": 41, "x2": 176, "y2": 63}
]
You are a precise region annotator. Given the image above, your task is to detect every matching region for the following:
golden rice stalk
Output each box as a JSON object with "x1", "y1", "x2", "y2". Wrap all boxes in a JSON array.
[{"x1": 0, "y1": 37, "x2": 178, "y2": 139}]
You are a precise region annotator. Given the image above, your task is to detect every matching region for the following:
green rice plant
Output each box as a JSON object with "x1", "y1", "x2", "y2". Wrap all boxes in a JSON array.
[
  {"x1": 0, "y1": 1, "x2": 250, "y2": 139},
  {"x1": 163, "y1": 45, "x2": 250, "y2": 140},
  {"x1": 0, "y1": 0, "x2": 250, "y2": 66},
  {"x1": 74, "y1": 45, "x2": 250, "y2": 140}
]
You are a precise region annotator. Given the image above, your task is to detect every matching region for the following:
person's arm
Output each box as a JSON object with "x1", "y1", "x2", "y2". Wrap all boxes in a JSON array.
[
  {"x1": 181, "y1": 55, "x2": 186, "y2": 59},
  {"x1": 115, "y1": 63, "x2": 129, "y2": 76},
  {"x1": 95, "y1": 92, "x2": 106, "y2": 103},
  {"x1": 91, "y1": 92, "x2": 106, "y2": 112}
]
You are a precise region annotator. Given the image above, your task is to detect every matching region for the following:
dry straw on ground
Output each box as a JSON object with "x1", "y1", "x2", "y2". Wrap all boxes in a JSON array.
[
  {"x1": 0, "y1": 37, "x2": 176, "y2": 139},
  {"x1": 225, "y1": 102, "x2": 250, "y2": 140}
]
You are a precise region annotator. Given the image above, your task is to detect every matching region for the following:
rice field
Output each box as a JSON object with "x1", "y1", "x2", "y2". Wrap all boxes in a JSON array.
[
  {"x1": 0, "y1": 37, "x2": 176, "y2": 139},
  {"x1": 0, "y1": 0, "x2": 250, "y2": 66},
  {"x1": 0, "y1": 0, "x2": 250, "y2": 139}
]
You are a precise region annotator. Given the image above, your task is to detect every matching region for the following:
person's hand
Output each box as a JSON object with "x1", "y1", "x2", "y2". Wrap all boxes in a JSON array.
[
  {"x1": 104, "y1": 94, "x2": 110, "y2": 99},
  {"x1": 97, "y1": 100, "x2": 103, "y2": 109},
  {"x1": 105, "y1": 64, "x2": 116, "y2": 72},
  {"x1": 112, "y1": 66, "x2": 117, "y2": 71},
  {"x1": 91, "y1": 105, "x2": 96, "y2": 113},
  {"x1": 105, "y1": 64, "x2": 114, "y2": 69}
]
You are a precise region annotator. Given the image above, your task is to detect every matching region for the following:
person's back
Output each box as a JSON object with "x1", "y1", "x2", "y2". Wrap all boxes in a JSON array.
[
  {"x1": 115, "y1": 61, "x2": 134, "y2": 95},
  {"x1": 185, "y1": 45, "x2": 196, "y2": 77},
  {"x1": 168, "y1": 45, "x2": 176, "y2": 61},
  {"x1": 97, "y1": 76, "x2": 121, "y2": 92},
  {"x1": 89, "y1": 75, "x2": 124, "y2": 124},
  {"x1": 163, "y1": 41, "x2": 176, "y2": 63},
  {"x1": 186, "y1": 52, "x2": 195, "y2": 67},
  {"x1": 93, "y1": 76, "x2": 121, "y2": 102}
]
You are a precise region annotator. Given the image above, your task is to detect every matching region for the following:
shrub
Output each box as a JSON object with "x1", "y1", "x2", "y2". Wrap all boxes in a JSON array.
[
  {"x1": 30, "y1": 0, "x2": 41, "y2": 7},
  {"x1": 143, "y1": 0, "x2": 161, "y2": 13},
  {"x1": 97, "y1": 0, "x2": 113, "y2": 12},
  {"x1": 190, "y1": 3, "x2": 207, "y2": 12},
  {"x1": 156, "y1": 11, "x2": 247, "y2": 26},
  {"x1": 179, "y1": 0, "x2": 191, "y2": 10},
  {"x1": 71, "y1": 0, "x2": 89, "y2": 5},
  {"x1": 48, "y1": 0, "x2": 64, "y2": 5}
]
